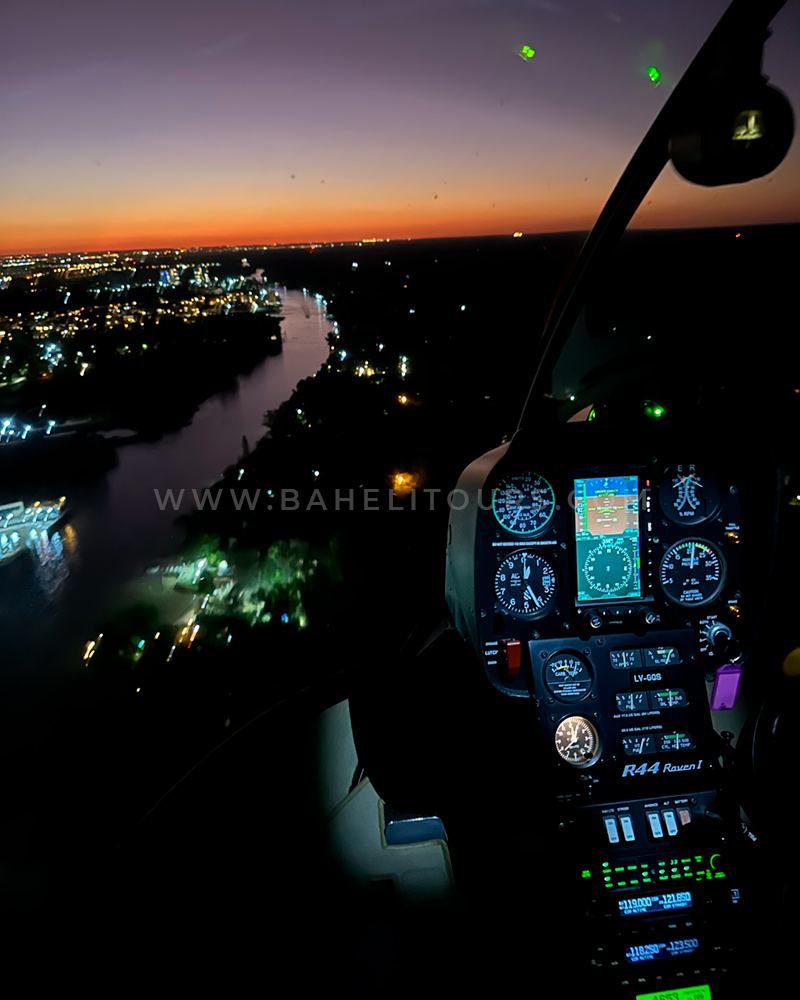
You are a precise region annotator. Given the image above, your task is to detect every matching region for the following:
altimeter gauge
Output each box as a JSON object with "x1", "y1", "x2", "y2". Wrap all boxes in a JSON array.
[
  {"x1": 554, "y1": 716, "x2": 601, "y2": 767},
  {"x1": 494, "y1": 550, "x2": 558, "y2": 617},
  {"x1": 492, "y1": 473, "x2": 555, "y2": 535}
]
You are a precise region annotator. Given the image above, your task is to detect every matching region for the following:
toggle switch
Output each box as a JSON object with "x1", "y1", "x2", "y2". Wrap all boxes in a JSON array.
[
  {"x1": 502, "y1": 639, "x2": 522, "y2": 677},
  {"x1": 662, "y1": 810, "x2": 679, "y2": 837},
  {"x1": 647, "y1": 811, "x2": 664, "y2": 839}
]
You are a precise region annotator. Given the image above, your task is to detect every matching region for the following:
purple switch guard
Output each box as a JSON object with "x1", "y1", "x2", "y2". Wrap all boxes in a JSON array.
[{"x1": 710, "y1": 663, "x2": 743, "y2": 710}]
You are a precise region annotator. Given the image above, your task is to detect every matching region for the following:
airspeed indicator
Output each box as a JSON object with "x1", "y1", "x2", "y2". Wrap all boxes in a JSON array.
[{"x1": 493, "y1": 473, "x2": 555, "y2": 535}]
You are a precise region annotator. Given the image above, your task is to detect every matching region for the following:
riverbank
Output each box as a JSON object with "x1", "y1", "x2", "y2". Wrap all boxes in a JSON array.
[
  {"x1": 0, "y1": 288, "x2": 334, "y2": 683},
  {"x1": 0, "y1": 311, "x2": 283, "y2": 442}
]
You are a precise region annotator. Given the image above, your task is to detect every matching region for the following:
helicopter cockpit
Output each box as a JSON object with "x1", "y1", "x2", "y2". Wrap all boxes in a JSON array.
[
  {"x1": 62, "y1": 3, "x2": 799, "y2": 995},
  {"x1": 349, "y1": 1, "x2": 799, "y2": 994}
]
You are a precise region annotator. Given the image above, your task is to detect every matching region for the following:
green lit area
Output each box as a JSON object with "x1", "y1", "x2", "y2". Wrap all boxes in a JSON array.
[
  {"x1": 636, "y1": 986, "x2": 711, "y2": 1000},
  {"x1": 594, "y1": 856, "x2": 726, "y2": 889},
  {"x1": 647, "y1": 65, "x2": 661, "y2": 85},
  {"x1": 518, "y1": 44, "x2": 536, "y2": 61},
  {"x1": 644, "y1": 399, "x2": 667, "y2": 419}
]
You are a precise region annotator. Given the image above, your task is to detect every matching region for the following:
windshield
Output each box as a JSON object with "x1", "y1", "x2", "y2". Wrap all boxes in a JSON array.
[
  {"x1": 1, "y1": 0, "x2": 797, "y2": 923},
  {"x1": 547, "y1": 2, "x2": 800, "y2": 429},
  {"x1": 2, "y1": 1, "x2": 737, "y2": 255}
]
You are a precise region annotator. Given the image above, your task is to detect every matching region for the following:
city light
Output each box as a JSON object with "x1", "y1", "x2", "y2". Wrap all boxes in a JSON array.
[{"x1": 392, "y1": 471, "x2": 419, "y2": 497}]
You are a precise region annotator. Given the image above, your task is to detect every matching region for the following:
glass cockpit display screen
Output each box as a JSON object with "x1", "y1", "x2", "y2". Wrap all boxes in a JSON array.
[{"x1": 574, "y1": 475, "x2": 641, "y2": 603}]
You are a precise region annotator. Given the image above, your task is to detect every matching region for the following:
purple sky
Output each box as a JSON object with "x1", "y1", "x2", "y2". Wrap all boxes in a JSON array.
[{"x1": 2, "y1": 0, "x2": 798, "y2": 253}]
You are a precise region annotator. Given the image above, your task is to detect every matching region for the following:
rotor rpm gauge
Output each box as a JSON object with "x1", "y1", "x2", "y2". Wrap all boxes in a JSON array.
[
  {"x1": 494, "y1": 551, "x2": 557, "y2": 617},
  {"x1": 554, "y1": 716, "x2": 601, "y2": 767},
  {"x1": 658, "y1": 466, "x2": 721, "y2": 525},
  {"x1": 659, "y1": 539, "x2": 726, "y2": 606},
  {"x1": 492, "y1": 473, "x2": 555, "y2": 535}
]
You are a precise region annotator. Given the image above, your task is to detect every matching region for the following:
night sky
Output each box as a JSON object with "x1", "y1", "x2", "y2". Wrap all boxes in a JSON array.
[{"x1": 2, "y1": 0, "x2": 799, "y2": 254}]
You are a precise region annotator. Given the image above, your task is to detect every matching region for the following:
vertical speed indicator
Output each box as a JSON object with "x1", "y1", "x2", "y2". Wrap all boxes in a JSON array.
[{"x1": 492, "y1": 473, "x2": 555, "y2": 535}]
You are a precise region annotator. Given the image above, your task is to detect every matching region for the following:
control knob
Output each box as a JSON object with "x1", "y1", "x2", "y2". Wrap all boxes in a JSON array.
[{"x1": 701, "y1": 621, "x2": 733, "y2": 649}]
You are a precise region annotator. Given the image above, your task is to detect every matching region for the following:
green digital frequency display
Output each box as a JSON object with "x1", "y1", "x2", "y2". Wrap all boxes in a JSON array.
[
  {"x1": 578, "y1": 855, "x2": 727, "y2": 890},
  {"x1": 636, "y1": 986, "x2": 711, "y2": 1000}
]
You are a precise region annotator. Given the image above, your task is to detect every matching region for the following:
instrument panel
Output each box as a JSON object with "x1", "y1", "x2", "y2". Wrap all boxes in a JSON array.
[
  {"x1": 441, "y1": 422, "x2": 775, "y2": 995},
  {"x1": 478, "y1": 459, "x2": 744, "y2": 695},
  {"x1": 443, "y1": 422, "x2": 761, "y2": 797}
]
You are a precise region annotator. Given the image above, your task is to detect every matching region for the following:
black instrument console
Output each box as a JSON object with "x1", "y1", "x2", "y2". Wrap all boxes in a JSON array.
[{"x1": 445, "y1": 421, "x2": 777, "y2": 998}]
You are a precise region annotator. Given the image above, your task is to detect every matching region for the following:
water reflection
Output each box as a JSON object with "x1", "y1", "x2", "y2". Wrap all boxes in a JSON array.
[
  {"x1": 26, "y1": 523, "x2": 78, "y2": 602},
  {"x1": 1, "y1": 289, "x2": 332, "y2": 681}
]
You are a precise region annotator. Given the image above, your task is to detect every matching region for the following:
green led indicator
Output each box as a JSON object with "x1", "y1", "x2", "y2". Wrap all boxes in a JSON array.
[
  {"x1": 518, "y1": 44, "x2": 536, "y2": 62},
  {"x1": 581, "y1": 870, "x2": 591, "y2": 878},
  {"x1": 644, "y1": 399, "x2": 667, "y2": 419},
  {"x1": 647, "y1": 65, "x2": 661, "y2": 86}
]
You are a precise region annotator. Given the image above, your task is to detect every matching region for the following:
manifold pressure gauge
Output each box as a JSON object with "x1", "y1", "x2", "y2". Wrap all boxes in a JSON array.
[{"x1": 554, "y1": 716, "x2": 601, "y2": 767}]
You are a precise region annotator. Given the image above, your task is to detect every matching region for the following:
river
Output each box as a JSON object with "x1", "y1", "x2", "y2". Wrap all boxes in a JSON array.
[{"x1": 0, "y1": 289, "x2": 333, "y2": 683}]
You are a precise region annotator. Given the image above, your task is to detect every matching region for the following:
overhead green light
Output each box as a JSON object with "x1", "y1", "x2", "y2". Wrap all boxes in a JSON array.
[
  {"x1": 644, "y1": 400, "x2": 667, "y2": 419},
  {"x1": 518, "y1": 44, "x2": 536, "y2": 62},
  {"x1": 647, "y1": 65, "x2": 661, "y2": 85}
]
